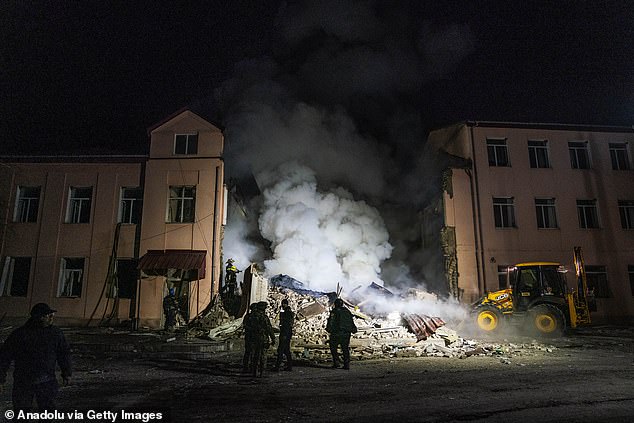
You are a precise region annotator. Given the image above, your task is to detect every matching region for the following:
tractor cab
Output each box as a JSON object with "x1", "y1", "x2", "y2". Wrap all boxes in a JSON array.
[{"x1": 509, "y1": 262, "x2": 568, "y2": 312}]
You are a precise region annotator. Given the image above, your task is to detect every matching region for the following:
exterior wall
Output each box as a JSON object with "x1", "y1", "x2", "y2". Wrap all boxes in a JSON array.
[
  {"x1": 431, "y1": 122, "x2": 634, "y2": 322},
  {"x1": 138, "y1": 110, "x2": 225, "y2": 328},
  {"x1": 0, "y1": 161, "x2": 142, "y2": 325},
  {"x1": 0, "y1": 110, "x2": 226, "y2": 329}
]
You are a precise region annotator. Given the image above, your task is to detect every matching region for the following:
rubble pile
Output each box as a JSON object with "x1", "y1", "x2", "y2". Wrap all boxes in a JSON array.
[{"x1": 200, "y1": 283, "x2": 560, "y2": 364}]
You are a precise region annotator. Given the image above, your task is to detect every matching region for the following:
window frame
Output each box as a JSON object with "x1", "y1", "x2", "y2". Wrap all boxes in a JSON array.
[
  {"x1": 14, "y1": 186, "x2": 41, "y2": 223},
  {"x1": 568, "y1": 141, "x2": 591, "y2": 169},
  {"x1": 535, "y1": 198, "x2": 558, "y2": 229},
  {"x1": 66, "y1": 186, "x2": 93, "y2": 224},
  {"x1": 174, "y1": 133, "x2": 199, "y2": 155},
  {"x1": 493, "y1": 197, "x2": 516, "y2": 228},
  {"x1": 0, "y1": 256, "x2": 31, "y2": 297},
  {"x1": 119, "y1": 187, "x2": 143, "y2": 224},
  {"x1": 166, "y1": 185, "x2": 196, "y2": 223},
  {"x1": 487, "y1": 138, "x2": 510, "y2": 167},
  {"x1": 577, "y1": 199, "x2": 600, "y2": 229},
  {"x1": 585, "y1": 265, "x2": 610, "y2": 298},
  {"x1": 528, "y1": 139, "x2": 551, "y2": 168},
  {"x1": 618, "y1": 200, "x2": 634, "y2": 229},
  {"x1": 58, "y1": 257, "x2": 85, "y2": 298},
  {"x1": 609, "y1": 142, "x2": 631, "y2": 170}
]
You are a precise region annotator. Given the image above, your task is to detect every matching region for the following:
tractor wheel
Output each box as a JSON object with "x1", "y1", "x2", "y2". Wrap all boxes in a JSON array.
[
  {"x1": 528, "y1": 304, "x2": 565, "y2": 337},
  {"x1": 475, "y1": 305, "x2": 505, "y2": 333}
]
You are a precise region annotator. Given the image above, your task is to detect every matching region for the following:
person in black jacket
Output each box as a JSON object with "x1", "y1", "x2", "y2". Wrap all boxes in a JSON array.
[
  {"x1": 274, "y1": 299, "x2": 294, "y2": 371},
  {"x1": 0, "y1": 303, "x2": 72, "y2": 411},
  {"x1": 326, "y1": 298, "x2": 357, "y2": 370}
]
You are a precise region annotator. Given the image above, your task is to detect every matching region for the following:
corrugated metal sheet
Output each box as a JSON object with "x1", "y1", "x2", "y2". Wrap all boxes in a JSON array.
[
  {"x1": 138, "y1": 250, "x2": 206, "y2": 279},
  {"x1": 402, "y1": 313, "x2": 446, "y2": 341}
]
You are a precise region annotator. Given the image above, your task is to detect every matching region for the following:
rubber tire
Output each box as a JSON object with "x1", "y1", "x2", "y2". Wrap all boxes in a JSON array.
[
  {"x1": 528, "y1": 304, "x2": 565, "y2": 337},
  {"x1": 475, "y1": 305, "x2": 505, "y2": 333}
]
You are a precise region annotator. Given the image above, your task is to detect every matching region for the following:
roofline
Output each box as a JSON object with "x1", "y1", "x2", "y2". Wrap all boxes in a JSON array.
[
  {"x1": 464, "y1": 121, "x2": 634, "y2": 133},
  {"x1": 0, "y1": 155, "x2": 148, "y2": 164},
  {"x1": 146, "y1": 108, "x2": 223, "y2": 135}
]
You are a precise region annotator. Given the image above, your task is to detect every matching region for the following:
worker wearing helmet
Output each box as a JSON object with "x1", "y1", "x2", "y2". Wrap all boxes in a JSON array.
[{"x1": 326, "y1": 298, "x2": 357, "y2": 370}]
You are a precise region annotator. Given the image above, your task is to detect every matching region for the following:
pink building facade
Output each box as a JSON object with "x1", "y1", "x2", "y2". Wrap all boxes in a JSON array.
[
  {"x1": 428, "y1": 122, "x2": 634, "y2": 323},
  {"x1": 0, "y1": 110, "x2": 225, "y2": 328}
]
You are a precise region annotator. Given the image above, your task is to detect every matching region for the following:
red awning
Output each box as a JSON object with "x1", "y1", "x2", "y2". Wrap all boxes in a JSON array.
[{"x1": 137, "y1": 250, "x2": 206, "y2": 279}]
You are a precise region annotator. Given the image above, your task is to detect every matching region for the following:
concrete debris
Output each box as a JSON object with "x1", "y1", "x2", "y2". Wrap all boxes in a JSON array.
[{"x1": 196, "y1": 282, "x2": 560, "y2": 364}]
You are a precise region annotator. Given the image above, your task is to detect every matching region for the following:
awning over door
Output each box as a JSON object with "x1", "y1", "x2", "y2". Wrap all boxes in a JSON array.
[{"x1": 137, "y1": 250, "x2": 206, "y2": 279}]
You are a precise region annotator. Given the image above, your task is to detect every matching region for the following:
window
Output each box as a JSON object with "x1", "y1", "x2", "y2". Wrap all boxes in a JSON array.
[
  {"x1": 119, "y1": 187, "x2": 143, "y2": 224},
  {"x1": 577, "y1": 199, "x2": 599, "y2": 228},
  {"x1": 0, "y1": 257, "x2": 31, "y2": 297},
  {"x1": 66, "y1": 186, "x2": 93, "y2": 223},
  {"x1": 174, "y1": 134, "x2": 198, "y2": 155},
  {"x1": 167, "y1": 186, "x2": 196, "y2": 223},
  {"x1": 497, "y1": 266, "x2": 509, "y2": 290},
  {"x1": 487, "y1": 139, "x2": 510, "y2": 166},
  {"x1": 619, "y1": 200, "x2": 634, "y2": 229},
  {"x1": 535, "y1": 198, "x2": 558, "y2": 229},
  {"x1": 585, "y1": 265, "x2": 610, "y2": 298},
  {"x1": 609, "y1": 143, "x2": 631, "y2": 170},
  {"x1": 569, "y1": 141, "x2": 590, "y2": 169},
  {"x1": 493, "y1": 197, "x2": 516, "y2": 228},
  {"x1": 58, "y1": 257, "x2": 85, "y2": 297},
  {"x1": 14, "y1": 186, "x2": 41, "y2": 223},
  {"x1": 629, "y1": 265, "x2": 634, "y2": 296},
  {"x1": 528, "y1": 140, "x2": 550, "y2": 168}
]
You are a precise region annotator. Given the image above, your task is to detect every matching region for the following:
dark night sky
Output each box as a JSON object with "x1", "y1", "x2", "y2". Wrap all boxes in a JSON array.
[{"x1": 1, "y1": 1, "x2": 632, "y2": 156}]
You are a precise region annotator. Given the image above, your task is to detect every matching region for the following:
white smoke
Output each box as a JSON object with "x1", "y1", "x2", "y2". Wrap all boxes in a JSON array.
[{"x1": 256, "y1": 162, "x2": 393, "y2": 293}]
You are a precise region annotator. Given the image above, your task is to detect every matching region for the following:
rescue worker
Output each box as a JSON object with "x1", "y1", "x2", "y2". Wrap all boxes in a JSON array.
[
  {"x1": 251, "y1": 301, "x2": 275, "y2": 377},
  {"x1": 0, "y1": 303, "x2": 72, "y2": 411},
  {"x1": 162, "y1": 288, "x2": 179, "y2": 332},
  {"x1": 274, "y1": 299, "x2": 294, "y2": 371},
  {"x1": 224, "y1": 259, "x2": 241, "y2": 294},
  {"x1": 242, "y1": 303, "x2": 259, "y2": 373},
  {"x1": 326, "y1": 298, "x2": 357, "y2": 370}
]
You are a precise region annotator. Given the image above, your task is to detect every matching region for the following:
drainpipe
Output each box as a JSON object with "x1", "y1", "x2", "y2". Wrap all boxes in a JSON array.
[
  {"x1": 211, "y1": 164, "x2": 220, "y2": 298},
  {"x1": 133, "y1": 160, "x2": 147, "y2": 331},
  {"x1": 468, "y1": 124, "x2": 486, "y2": 296}
]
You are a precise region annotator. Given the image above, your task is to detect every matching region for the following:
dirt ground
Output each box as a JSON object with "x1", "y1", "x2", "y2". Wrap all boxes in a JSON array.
[{"x1": 2, "y1": 326, "x2": 634, "y2": 423}]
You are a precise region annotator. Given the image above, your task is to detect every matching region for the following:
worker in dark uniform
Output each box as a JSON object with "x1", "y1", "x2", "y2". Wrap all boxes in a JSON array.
[
  {"x1": 224, "y1": 259, "x2": 241, "y2": 294},
  {"x1": 162, "y1": 288, "x2": 179, "y2": 332},
  {"x1": 274, "y1": 299, "x2": 294, "y2": 371},
  {"x1": 326, "y1": 298, "x2": 357, "y2": 370},
  {"x1": 0, "y1": 303, "x2": 72, "y2": 411},
  {"x1": 242, "y1": 303, "x2": 259, "y2": 373},
  {"x1": 251, "y1": 301, "x2": 275, "y2": 377}
]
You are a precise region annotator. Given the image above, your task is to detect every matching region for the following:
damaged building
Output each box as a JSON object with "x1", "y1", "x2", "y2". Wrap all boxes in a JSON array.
[
  {"x1": 426, "y1": 121, "x2": 634, "y2": 323},
  {"x1": 0, "y1": 109, "x2": 226, "y2": 327}
]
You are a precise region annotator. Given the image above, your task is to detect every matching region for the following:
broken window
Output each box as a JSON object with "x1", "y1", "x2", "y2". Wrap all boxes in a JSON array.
[
  {"x1": 569, "y1": 141, "x2": 590, "y2": 169},
  {"x1": 609, "y1": 142, "x2": 631, "y2": 170},
  {"x1": 119, "y1": 187, "x2": 143, "y2": 224},
  {"x1": 174, "y1": 134, "x2": 198, "y2": 155},
  {"x1": 66, "y1": 186, "x2": 93, "y2": 223},
  {"x1": 58, "y1": 257, "x2": 85, "y2": 297},
  {"x1": 585, "y1": 265, "x2": 610, "y2": 298},
  {"x1": 497, "y1": 265, "x2": 509, "y2": 290},
  {"x1": 14, "y1": 186, "x2": 41, "y2": 223},
  {"x1": 577, "y1": 199, "x2": 599, "y2": 229},
  {"x1": 618, "y1": 200, "x2": 634, "y2": 229},
  {"x1": 0, "y1": 256, "x2": 31, "y2": 297},
  {"x1": 528, "y1": 139, "x2": 550, "y2": 168},
  {"x1": 493, "y1": 197, "x2": 516, "y2": 228},
  {"x1": 167, "y1": 186, "x2": 196, "y2": 223},
  {"x1": 535, "y1": 198, "x2": 558, "y2": 229},
  {"x1": 487, "y1": 138, "x2": 510, "y2": 167}
]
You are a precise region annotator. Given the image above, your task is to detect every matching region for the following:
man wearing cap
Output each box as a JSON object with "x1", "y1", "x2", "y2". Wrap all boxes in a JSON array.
[{"x1": 0, "y1": 303, "x2": 72, "y2": 411}]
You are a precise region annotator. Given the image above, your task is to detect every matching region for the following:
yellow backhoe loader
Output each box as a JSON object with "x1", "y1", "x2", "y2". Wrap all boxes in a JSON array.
[{"x1": 473, "y1": 247, "x2": 593, "y2": 336}]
